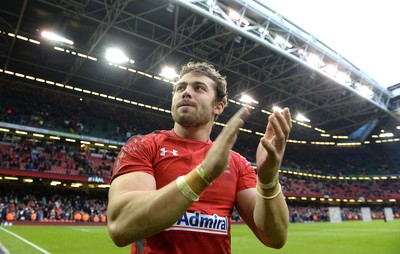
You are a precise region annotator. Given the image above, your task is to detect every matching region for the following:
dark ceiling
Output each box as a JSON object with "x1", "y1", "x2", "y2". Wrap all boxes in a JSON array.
[{"x1": 1, "y1": 0, "x2": 399, "y2": 144}]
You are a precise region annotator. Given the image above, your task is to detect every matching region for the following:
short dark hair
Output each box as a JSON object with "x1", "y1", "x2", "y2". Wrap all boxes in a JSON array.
[{"x1": 174, "y1": 61, "x2": 228, "y2": 105}]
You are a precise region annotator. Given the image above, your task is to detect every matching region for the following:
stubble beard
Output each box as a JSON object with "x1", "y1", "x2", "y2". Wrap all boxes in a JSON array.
[{"x1": 172, "y1": 104, "x2": 214, "y2": 128}]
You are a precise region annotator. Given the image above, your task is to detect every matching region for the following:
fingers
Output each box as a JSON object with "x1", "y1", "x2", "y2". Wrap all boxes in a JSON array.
[
  {"x1": 226, "y1": 106, "x2": 250, "y2": 130},
  {"x1": 213, "y1": 106, "x2": 250, "y2": 150},
  {"x1": 283, "y1": 107, "x2": 292, "y2": 129},
  {"x1": 204, "y1": 106, "x2": 251, "y2": 178},
  {"x1": 218, "y1": 106, "x2": 250, "y2": 140},
  {"x1": 269, "y1": 107, "x2": 291, "y2": 141}
]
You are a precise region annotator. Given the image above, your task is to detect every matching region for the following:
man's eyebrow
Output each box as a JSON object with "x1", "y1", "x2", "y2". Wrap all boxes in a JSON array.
[
  {"x1": 173, "y1": 81, "x2": 186, "y2": 87},
  {"x1": 173, "y1": 81, "x2": 207, "y2": 86}
]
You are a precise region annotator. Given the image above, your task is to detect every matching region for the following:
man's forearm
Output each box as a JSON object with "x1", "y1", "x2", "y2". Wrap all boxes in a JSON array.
[
  {"x1": 253, "y1": 186, "x2": 289, "y2": 249},
  {"x1": 108, "y1": 170, "x2": 209, "y2": 247}
]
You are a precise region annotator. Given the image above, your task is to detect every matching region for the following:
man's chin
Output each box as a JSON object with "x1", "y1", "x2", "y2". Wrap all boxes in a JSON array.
[{"x1": 176, "y1": 118, "x2": 196, "y2": 127}]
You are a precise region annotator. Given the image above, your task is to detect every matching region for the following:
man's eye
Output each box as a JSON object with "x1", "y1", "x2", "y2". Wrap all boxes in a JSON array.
[{"x1": 175, "y1": 86, "x2": 185, "y2": 91}]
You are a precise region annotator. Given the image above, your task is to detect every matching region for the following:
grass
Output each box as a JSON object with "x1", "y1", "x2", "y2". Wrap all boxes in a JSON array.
[
  {"x1": 232, "y1": 220, "x2": 400, "y2": 254},
  {"x1": 0, "y1": 220, "x2": 399, "y2": 253}
]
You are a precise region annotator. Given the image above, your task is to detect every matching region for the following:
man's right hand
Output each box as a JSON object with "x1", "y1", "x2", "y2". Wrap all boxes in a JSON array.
[{"x1": 202, "y1": 106, "x2": 251, "y2": 180}]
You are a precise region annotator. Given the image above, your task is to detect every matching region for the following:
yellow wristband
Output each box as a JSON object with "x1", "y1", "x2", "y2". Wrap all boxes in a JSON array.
[
  {"x1": 176, "y1": 176, "x2": 199, "y2": 202},
  {"x1": 257, "y1": 174, "x2": 278, "y2": 190},
  {"x1": 256, "y1": 183, "x2": 282, "y2": 200},
  {"x1": 195, "y1": 164, "x2": 212, "y2": 186}
]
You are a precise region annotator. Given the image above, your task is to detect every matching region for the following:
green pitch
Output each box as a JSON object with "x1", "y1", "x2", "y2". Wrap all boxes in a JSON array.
[{"x1": 0, "y1": 220, "x2": 399, "y2": 253}]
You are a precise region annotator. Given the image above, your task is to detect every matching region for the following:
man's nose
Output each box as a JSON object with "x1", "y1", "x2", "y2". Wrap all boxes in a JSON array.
[{"x1": 181, "y1": 86, "x2": 193, "y2": 98}]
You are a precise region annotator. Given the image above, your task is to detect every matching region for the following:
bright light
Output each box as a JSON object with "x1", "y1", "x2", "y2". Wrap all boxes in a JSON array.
[
  {"x1": 296, "y1": 113, "x2": 311, "y2": 123},
  {"x1": 228, "y1": 10, "x2": 249, "y2": 26},
  {"x1": 354, "y1": 82, "x2": 374, "y2": 98},
  {"x1": 50, "y1": 181, "x2": 61, "y2": 186},
  {"x1": 206, "y1": 0, "x2": 214, "y2": 6},
  {"x1": 275, "y1": 35, "x2": 292, "y2": 48},
  {"x1": 239, "y1": 94, "x2": 259, "y2": 104},
  {"x1": 105, "y1": 48, "x2": 129, "y2": 63},
  {"x1": 41, "y1": 31, "x2": 74, "y2": 45},
  {"x1": 160, "y1": 67, "x2": 178, "y2": 80},
  {"x1": 379, "y1": 132, "x2": 394, "y2": 138},
  {"x1": 305, "y1": 53, "x2": 321, "y2": 68},
  {"x1": 98, "y1": 184, "x2": 111, "y2": 188},
  {"x1": 4, "y1": 176, "x2": 18, "y2": 181},
  {"x1": 336, "y1": 71, "x2": 351, "y2": 84},
  {"x1": 322, "y1": 64, "x2": 337, "y2": 76}
]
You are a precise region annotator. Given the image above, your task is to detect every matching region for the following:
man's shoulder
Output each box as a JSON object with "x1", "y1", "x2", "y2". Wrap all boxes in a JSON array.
[
  {"x1": 125, "y1": 130, "x2": 172, "y2": 144},
  {"x1": 229, "y1": 150, "x2": 253, "y2": 167},
  {"x1": 229, "y1": 149, "x2": 245, "y2": 160}
]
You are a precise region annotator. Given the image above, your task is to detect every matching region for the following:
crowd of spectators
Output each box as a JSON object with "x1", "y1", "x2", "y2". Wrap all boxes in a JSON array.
[
  {"x1": 0, "y1": 181, "x2": 107, "y2": 224},
  {"x1": 287, "y1": 205, "x2": 399, "y2": 223},
  {"x1": 282, "y1": 175, "x2": 400, "y2": 200},
  {"x1": 0, "y1": 138, "x2": 114, "y2": 179}
]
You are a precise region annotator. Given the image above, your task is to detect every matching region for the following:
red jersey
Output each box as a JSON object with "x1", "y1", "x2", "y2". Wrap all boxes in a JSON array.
[{"x1": 112, "y1": 130, "x2": 256, "y2": 254}]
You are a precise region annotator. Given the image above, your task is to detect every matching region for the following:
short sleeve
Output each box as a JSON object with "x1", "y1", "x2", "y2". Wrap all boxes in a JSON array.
[
  {"x1": 111, "y1": 134, "x2": 156, "y2": 183},
  {"x1": 234, "y1": 153, "x2": 257, "y2": 192}
]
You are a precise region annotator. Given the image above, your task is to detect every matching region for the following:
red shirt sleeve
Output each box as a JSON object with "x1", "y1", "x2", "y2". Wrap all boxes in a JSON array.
[
  {"x1": 111, "y1": 134, "x2": 156, "y2": 183},
  {"x1": 233, "y1": 152, "x2": 257, "y2": 192}
]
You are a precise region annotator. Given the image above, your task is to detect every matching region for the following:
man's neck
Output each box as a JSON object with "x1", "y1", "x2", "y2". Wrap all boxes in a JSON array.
[{"x1": 173, "y1": 122, "x2": 212, "y2": 142}]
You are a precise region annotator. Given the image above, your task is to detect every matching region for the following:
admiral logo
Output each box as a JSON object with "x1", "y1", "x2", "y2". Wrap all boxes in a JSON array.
[
  {"x1": 166, "y1": 211, "x2": 228, "y2": 235},
  {"x1": 160, "y1": 147, "x2": 179, "y2": 157}
]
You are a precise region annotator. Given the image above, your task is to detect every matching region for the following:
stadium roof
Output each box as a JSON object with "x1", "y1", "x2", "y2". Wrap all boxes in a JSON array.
[{"x1": 1, "y1": 0, "x2": 399, "y2": 145}]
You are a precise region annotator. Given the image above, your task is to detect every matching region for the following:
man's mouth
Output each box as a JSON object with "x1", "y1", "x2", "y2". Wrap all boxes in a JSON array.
[{"x1": 178, "y1": 101, "x2": 195, "y2": 108}]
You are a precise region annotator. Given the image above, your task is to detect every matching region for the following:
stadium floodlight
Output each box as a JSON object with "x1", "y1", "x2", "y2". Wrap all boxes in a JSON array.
[
  {"x1": 275, "y1": 35, "x2": 292, "y2": 49},
  {"x1": 228, "y1": 10, "x2": 250, "y2": 26},
  {"x1": 105, "y1": 48, "x2": 130, "y2": 64},
  {"x1": 305, "y1": 53, "x2": 325, "y2": 68},
  {"x1": 322, "y1": 64, "x2": 337, "y2": 76},
  {"x1": 296, "y1": 113, "x2": 311, "y2": 123},
  {"x1": 41, "y1": 31, "x2": 74, "y2": 45},
  {"x1": 239, "y1": 94, "x2": 259, "y2": 104},
  {"x1": 160, "y1": 67, "x2": 179, "y2": 80},
  {"x1": 354, "y1": 82, "x2": 374, "y2": 98},
  {"x1": 336, "y1": 71, "x2": 352, "y2": 84}
]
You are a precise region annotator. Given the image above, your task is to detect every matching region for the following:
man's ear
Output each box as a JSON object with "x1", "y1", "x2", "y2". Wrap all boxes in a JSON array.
[{"x1": 213, "y1": 101, "x2": 225, "y2": 116}]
